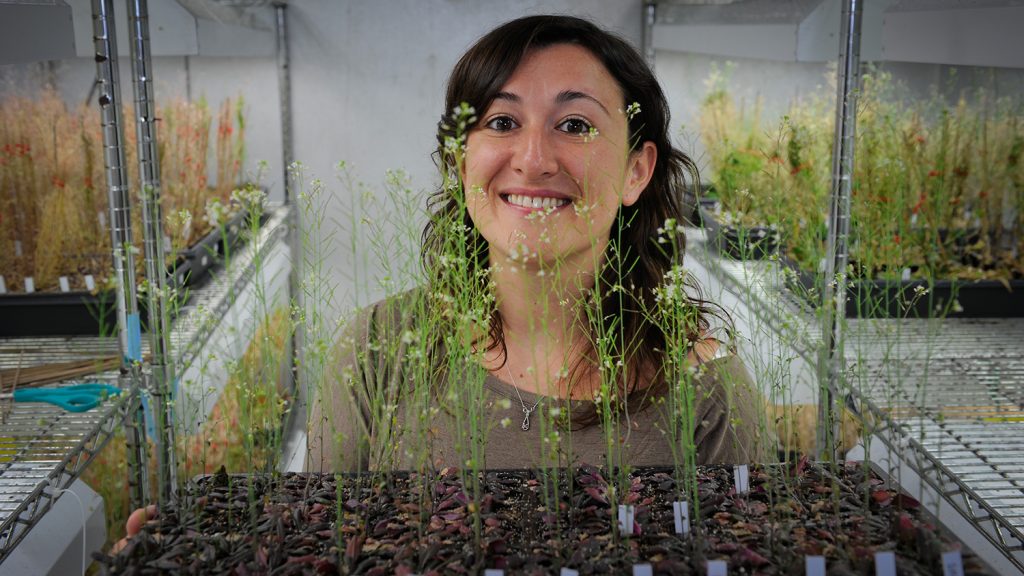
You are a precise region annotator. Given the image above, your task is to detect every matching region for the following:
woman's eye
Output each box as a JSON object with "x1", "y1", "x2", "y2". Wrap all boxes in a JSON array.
[
  {"x1": 485, "y1": 116, "x2": 517, "y2": 131},
  {"x1": 558, "y1": 117, "x2": 593, "y2": 135}
]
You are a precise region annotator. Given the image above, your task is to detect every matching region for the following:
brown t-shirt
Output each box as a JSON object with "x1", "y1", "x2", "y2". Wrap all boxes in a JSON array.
[{"x1": 305, "y1": 291, "x2": 770, "y2": 473}]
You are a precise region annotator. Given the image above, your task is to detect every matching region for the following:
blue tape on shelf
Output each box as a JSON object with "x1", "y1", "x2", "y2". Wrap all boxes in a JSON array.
[
  {"x1": 126, "y1": 313, "x2": 142, "y2": 362},
  {"x1": 140, "y1": 390, "x2": 155, "y2": 439}
]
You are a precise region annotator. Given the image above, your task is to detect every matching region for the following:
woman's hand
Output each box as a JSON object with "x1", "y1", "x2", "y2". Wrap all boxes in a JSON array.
[{"x1": 110, "y1": 504, "x2": 157, "y2": 554}]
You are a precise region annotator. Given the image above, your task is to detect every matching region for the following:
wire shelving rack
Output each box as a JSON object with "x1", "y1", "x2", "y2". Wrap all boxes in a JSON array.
[
  {"x1": 688, "y1": 230, "x2": 1024, "y2": 572},
  {"x1": 0, "y1": 205, "x2": 289, "y2": 563}
]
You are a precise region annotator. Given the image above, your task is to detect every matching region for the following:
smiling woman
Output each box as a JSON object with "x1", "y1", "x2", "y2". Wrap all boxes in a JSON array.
[{"x1": 305, "y1": 15, "x2": 771, "y2": 473}]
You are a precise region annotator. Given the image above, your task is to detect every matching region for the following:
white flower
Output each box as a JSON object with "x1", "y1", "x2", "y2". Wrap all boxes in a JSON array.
[{"x1": 500, "y1": 417, "x2": 511, "y2": 429}]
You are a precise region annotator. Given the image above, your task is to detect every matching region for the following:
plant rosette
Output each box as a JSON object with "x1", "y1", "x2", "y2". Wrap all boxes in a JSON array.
[{"x1": 97, "y1": 462, "x2": 989, "y2": 575}]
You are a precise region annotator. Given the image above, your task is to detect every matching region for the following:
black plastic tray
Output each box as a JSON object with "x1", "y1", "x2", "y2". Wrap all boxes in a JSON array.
[
  {"x1": 782, "y1": 256, "x2": 1024, "y2": 318},
  {"x1": 698, "y1": 199, "x2": 779, "y2": 260},
  {"x1": 0, "y1": 208, "x2": 262, "y2": 337}
]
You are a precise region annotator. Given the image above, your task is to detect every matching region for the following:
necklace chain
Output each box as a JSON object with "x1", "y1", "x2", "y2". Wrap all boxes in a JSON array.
[{"x1": 506, "y1": 366, "x2": 542, "y2": 431}]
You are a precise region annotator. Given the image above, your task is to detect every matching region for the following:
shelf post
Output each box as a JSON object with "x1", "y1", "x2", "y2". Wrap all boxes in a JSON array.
[
  {"x1": 817, "y1": 0, "x2": 863, "y2": 460},
  {"x1": 275, "y1": 2, "x2": 293, "y2": 204},
  {"x1": 642, "y1": 1, "x2": 657, "y2": 68},
  {"x1": 91, "y1": 0, "x2": 150, "y2": 507},
  {"x1": 127, "y1": 0, "x2": 177, "y2": 504}
]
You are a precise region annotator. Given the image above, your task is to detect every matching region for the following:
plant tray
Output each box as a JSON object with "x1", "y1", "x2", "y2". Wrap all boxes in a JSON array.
[
  {"x1": 699, "y1": 200, "x2": 779, "y2": 260},
  {"x1": 98, "y1": 462, "x2": 988, "y2": 575},
  {"x1": 783, "y1": 257, "x2": 1024, "y2": 319},
  {"x1": 0, "y1": 209, "x2": 259, "y2": 337}
]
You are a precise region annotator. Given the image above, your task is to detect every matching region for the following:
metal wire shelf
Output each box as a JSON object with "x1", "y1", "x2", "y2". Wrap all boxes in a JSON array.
[
  {"x1": 688, "y1": 229, "x2": 1024, "y2": 572},
  {"x1": 0, "y1": 378, "x2": 137, "y2": 563},
  {"x1": 0, "y1": 205, "x2": 289, "y2": 564}
]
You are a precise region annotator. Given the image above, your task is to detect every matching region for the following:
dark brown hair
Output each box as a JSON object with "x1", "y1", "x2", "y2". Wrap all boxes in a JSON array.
[{"x1": 422, "y1": 15, "x2": 720, "y2": 426}]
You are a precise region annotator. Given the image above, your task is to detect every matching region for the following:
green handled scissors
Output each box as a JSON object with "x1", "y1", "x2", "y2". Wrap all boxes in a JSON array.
[{"x1": 3, "y1": 383, "x2": 122, "y2": 413}]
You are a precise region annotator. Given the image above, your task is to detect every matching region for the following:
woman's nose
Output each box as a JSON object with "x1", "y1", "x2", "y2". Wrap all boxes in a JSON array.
[{"x1": 510, "y1": 125, "x2": 558, "y2": 178}]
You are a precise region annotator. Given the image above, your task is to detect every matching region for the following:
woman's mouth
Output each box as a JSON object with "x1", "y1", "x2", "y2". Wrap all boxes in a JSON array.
[{"x1": 502, "y1": 193, "x2": 571, "y2": 210}]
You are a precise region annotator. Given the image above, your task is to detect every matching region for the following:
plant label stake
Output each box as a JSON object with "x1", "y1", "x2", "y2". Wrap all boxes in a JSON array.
[
  {"x1": 0, "y1": 276, "x2": 6, "y2": 294},
  {"x1": 672, "y1": 501, "x2": 690, "y2": 535},
  {"x1": 14, "y1": 241, "x2": 22, "y2": 257},
  {"x1": 85, "y1": 275, "x2": 95, "y2": 291},
  {"x1": 707, "y1": 559, "x2": 728, "y2": 576},
  {"x1": 618, "y1": 504, "x2": 635, "y2": 534},
  {"x1": 484, "y1": 570, "x2": 504, "y2": 576},
  {"x1": 734, "y1": 465, "x2": 749, "y2": 494},
  {"x1": 874, "y1": 551, "x2": 896, "y2": 576},
  {"x1": 98, "y1": 211, "x2": 106, "y2": 229},
  {"x1": 59, "y1": 277, "x2": 70, "y2": 293},
  {"x1": 941, "y1": 550, "x2": 963, "y2": 576},
  {"x1": 805, "y1": 555, "x2": 825, "y2": 576},
  {"x1": 632, "y1": 564, "x2": 653, "y2": 576},
  {"x1": 24, "y1": 277, "x2": 35, "y2": 294},
  {"x1": 560, "y1": 569, "x2": 579, "y2": 576},
  {"x1": 163, "y1": 235, "x2": 172, "y2": 252},
  {"x1": 901, "y1": 268, "x2": 911, "y2": 281}
]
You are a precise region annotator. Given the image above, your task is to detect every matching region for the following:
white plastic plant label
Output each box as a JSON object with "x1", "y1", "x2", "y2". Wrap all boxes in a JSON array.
[
  {"x1": 98, "y1": 211, "x2": 106, "y2": 229},
  {"x1": 59, "y1": 276, "x2": 70, "y2": 292},
  {"x1": 483, "y1": 570, "x2": 504, "y2": 576},
  {"x1": 85, "y1": 275, "x2": 96, "y2": 291},
  {"x1": 874, "y1": 551, "x2": 896, "y2": 576},
  {"x1": 734, "y1": 464, "x2": 750, "y2": 494},
  {"x1": 707, "y1": 559, "x2": 728, "y2": 576},
  {"x1": 805, "y1": 555, "x2": 825, "y2": 576},
  {"x1": 201, "y1": 255, "x2": 209, "y2": 267},
  {"x1": 24, "y1": 277, "x2": 35, "y2": 293},
  {"x1": 14, "y1": 240, "x2": 22, "y2": 257},
  {"x1": 560, "y1": 569, "x2": 579, "y2": 576},
  {"x1": 0, "y1": 275, "x2": 6, "y2": 294},
  {"x1": 941, "y1": 550, "x2": 963, "y2": 576},
  {"x1": 901, "y1": 268, "x2": 911, "y2": 281},
  {"x1": 618, "y1": 504, "x2": 635, "y2": 533},
  {"x1": 673, "y1": 501, "x2": 690, "y2": 535},
  {"x1": 632, "y1": 564, "x2": 653, "y2": 576},
  {"x1": 163, "y1": 235, "x2": 172, "y2": 252}
]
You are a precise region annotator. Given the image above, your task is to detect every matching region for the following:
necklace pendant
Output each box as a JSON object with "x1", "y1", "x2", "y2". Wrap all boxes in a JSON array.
[{"x1": 522, "y1": 407, "x2": 532, "y2": 431}]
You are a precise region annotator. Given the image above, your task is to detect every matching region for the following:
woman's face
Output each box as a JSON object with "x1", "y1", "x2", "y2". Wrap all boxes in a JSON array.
[{"x1": 462, "y1": 43, "x2": 656, "y2": 273}]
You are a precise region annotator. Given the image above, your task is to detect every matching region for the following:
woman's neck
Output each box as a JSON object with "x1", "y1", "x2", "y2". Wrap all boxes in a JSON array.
[{"x1": 485, "y1": 253, "x2": 598, "y2": 399}]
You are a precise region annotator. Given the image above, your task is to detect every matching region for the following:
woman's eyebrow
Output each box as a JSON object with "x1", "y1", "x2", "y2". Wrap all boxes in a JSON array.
[
  {"x1": 493, "y1": 91, "x2": 520, "y2": 104},
  {"x1": 556, "y1": 90, "x2": 610, "y2": 116}
]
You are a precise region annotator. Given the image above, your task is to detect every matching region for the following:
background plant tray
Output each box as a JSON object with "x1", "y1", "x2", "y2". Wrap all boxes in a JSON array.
[
  {"x1": 699, "y1": 200, "x2": 779, "y2": 260},
  {"x1": 98, "y1": 462, "x2": 988, "y2": 575},
  {"x1": 783, "y1": 256, "x2": 1024, "y2": 318},
  {"x1": 0, "y1": 209, "x2": 263, "y2": 337}
]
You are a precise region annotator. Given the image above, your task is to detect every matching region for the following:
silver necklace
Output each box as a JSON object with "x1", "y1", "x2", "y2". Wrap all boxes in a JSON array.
[{"x1": 506, "y1": 366, "x2": 542, "y2": 431}]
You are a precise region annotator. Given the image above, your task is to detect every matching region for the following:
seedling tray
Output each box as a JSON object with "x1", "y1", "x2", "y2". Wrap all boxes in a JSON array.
[
  {"x1": 98, "y1": 462, "x2": 989, "y2": 575},
  {"x1": 699, "y1": 200, "x2": 779, "y2": 260},
  {"x1": 0, "y1": 209, "x2": 260, "y2": 337},
  {"x1": 782, "y1": 256, "x2": 1024, "y2": 318}
]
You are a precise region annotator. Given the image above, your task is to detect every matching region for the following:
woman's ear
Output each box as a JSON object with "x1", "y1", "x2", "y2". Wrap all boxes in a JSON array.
[{"x1": 622, "y1": 141, "x2": 657, "y2": 207}]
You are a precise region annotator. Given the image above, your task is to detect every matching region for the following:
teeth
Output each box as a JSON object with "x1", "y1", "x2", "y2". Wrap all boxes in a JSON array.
[{"x1": 506, "y1": 194, "x2": 570, "y2": 210}]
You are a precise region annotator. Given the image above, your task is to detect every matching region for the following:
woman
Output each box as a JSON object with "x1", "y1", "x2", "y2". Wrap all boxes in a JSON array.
[
  {"x1": 305, "y1": 15, "x2": 768, "y2": 473},
  {"x1": 116, "y1": 14, "x2": 769, "y2": 551}
]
